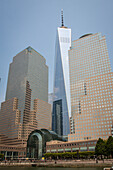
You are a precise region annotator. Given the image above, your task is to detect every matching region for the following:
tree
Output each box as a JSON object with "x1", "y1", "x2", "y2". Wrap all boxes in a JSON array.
[
  {"x1": 0, "y1": 154, "x2": 4, "y2": 160},
  {"x1": 95, "y1": 138, "x2": 106, "y2": 158},
  {"x1": 106, "y1": 136, "x2": 113, "y2": 158},
  {"x1": 80, "y1": 151, "x2": 95, "y2": 159}
]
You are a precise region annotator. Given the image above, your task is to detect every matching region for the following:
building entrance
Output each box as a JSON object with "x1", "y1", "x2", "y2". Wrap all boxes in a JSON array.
[
  {"x1": 27, "y1": 129, "x2": 67, "y2": 159},
  {"x1": 27, "y1": 132, "x2": 42, "y2": 159}
]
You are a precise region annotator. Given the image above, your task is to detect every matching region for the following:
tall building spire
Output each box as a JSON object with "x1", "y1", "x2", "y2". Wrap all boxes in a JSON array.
[
  {"x1": 61, "y1": 9, "x2": 64, "y2": 27},
  {"x1": 52, "y1": 11, "x2": 71, "y2": 136}
]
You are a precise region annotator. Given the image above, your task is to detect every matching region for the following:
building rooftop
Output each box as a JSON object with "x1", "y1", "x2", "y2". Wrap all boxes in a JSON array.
[{"x1": 79, "y1": 33, "x2": 93, "y2": 39}]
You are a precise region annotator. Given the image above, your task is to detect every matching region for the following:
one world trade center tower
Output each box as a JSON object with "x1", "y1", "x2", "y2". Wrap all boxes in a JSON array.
[{"x1": 52, "y1": 10, "x2": 71, "y2": 136}]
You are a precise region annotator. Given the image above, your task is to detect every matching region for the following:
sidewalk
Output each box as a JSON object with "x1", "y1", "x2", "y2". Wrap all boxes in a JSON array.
[{"x1": 0, "y1": 159, "x2": 113, "y2": 168}]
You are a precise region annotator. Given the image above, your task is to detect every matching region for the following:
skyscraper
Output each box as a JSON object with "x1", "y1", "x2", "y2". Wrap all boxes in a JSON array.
[
  {"x1": 4, "y1": 46, "x2": 51, "y2": 139},
  {"x1": 6, "y1": 46, "x2": 48, "y2": 118},
  {"x1": 52, "y1": 10, "x2": 71, "y2": 136},
  {"x1": 6, "y1": 47, "x2": 48, "y2": 112},
  {"x1": 68, "y1": 33, "x2": 113, "y2": 141},
  {"x1": 48, "y1": 93, "x2": 53, "y2": 106}
]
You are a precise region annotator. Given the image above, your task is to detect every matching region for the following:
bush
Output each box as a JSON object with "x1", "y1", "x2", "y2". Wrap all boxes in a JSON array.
[
  {"x1": 0, "y1": 154, "x2": 4, "y2": 160},
  {"x1": 44, "y1": 151, "x2": 95, "y2": 160},
  {"x1": 79, "y1": 151, "x2": 95, "y2": 159}
]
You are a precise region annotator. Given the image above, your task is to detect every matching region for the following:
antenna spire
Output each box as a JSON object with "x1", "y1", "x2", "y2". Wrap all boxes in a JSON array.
[{"x1": 61, "y1": 9, "x2": 64, "y2": 27}]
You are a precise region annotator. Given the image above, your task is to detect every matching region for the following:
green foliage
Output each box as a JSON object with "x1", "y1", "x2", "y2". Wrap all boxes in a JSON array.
[
  {"x1": 0, "y1": 154, "x2": 4, "y2": 159},
  {"x1": 95, "y1": 138, "x2": 106, "y2": 156},
  {"x1": 79, "y1": 151, "x2": 95, "y2": 159},
  {"x1": 45, "y1": 136, "x2": 113, "y2": 159},
  {"x1": 44, "y1": 151, "x2": 95, "y2": 159},
  {"x1": 106, "y1": 136, "x2": 113, "y2": 157},
  {"x1": 44, "y1": 153, "x2": 53, "y2": 158},
  {"x1": 95, "y1": 136, "x2": 113, "y2": 158}
]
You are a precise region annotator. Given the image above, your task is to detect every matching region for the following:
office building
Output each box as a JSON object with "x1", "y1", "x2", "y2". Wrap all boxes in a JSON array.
[
  {"x1": 1, "y1": 46, "x2": 51, "y2": 140},
  {"x1": 46, "y1": 139, "x2": 97, "y2": 153},
  {"x1": 34, "y1": 98, "x2": 51, "y2": 130},
  {"x1": 48, "y1": 93, "x2": 53, "y2": 106},
  {"x1": 68, "y1": 33, "x2": 113, "y2": 141},
  {"x1": 0, "y1": 97, "x2": 51, "y2": 158},
  {"x1": 52, "y1": 11, "x2": 71, "y2": 136},
  {"x1": 0, "y1": 98, "x2": 22, "y2": 140},
  {"x1": 6, "y1": 46, "x2": 48, "y2": 114}
]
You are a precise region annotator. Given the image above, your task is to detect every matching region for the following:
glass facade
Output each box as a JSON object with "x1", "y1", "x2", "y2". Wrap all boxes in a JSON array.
[
  {"x1": 27, "y1": 129, "x2": 67, "y2": 159},
  {"x1": 52, "y1": 99, "x2": 63, "y2": 136},
  {"x1": 52, "y1": 27, "x2": 71, "y2": 136},
  {"x1": 5, "y1": 46, "x2": 48, "y2": 123},
  {"x1": 5, "y1": 46, "x2": 49, "y2": 139},
  {"x1": 68, "y1": 33, "x2": 113, "y2": 141}
]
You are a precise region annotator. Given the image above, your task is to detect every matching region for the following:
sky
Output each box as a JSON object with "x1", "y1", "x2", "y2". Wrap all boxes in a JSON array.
[{"x1": 0, "y1": 0, "x2": 113, "y2": 104}]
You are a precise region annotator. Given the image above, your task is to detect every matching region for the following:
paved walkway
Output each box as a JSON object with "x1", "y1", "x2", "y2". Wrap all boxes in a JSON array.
[{"x1": 0, "y1": 159, "x2": 113, "y2": 167}]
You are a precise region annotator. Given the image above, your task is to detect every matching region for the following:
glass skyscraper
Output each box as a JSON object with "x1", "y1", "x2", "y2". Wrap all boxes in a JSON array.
[
  {"x1": 4, "y1": 46, "x2": 50, "y2": 139},
  {"x1": 68, "y1": 33, "x2": 113, "y2": 141},
  {"x1": 6, "y1": 46, "x2": 48, "y2": 119},
  {"x1": 52, "y1": 12, "x2": 71, "y2": 136}
]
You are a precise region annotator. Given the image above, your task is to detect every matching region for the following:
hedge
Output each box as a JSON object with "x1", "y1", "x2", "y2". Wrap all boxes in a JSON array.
[
  {"x1": 44, "y1": 151, "x2": 95, "y2": 159},
  {"x1": 0, "y1": 154, "x2": 4, "y2": 159}
]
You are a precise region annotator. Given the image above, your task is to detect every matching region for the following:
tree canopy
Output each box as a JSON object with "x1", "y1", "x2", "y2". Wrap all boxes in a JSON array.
[
  {"x1": 106, "y1": 136, "x2": 113, "y2": 157},
  {"x1": 95, "y1": 136, "x2": 113, "y2": 158},
  {"x1": 95, "y1": 138, "x2": 106, "y2": 156}
]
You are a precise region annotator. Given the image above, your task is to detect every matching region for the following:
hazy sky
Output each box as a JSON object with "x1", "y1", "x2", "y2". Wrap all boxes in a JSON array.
[{"x1": 0, "y1": 0, "x2": 113, "y2": 104}]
